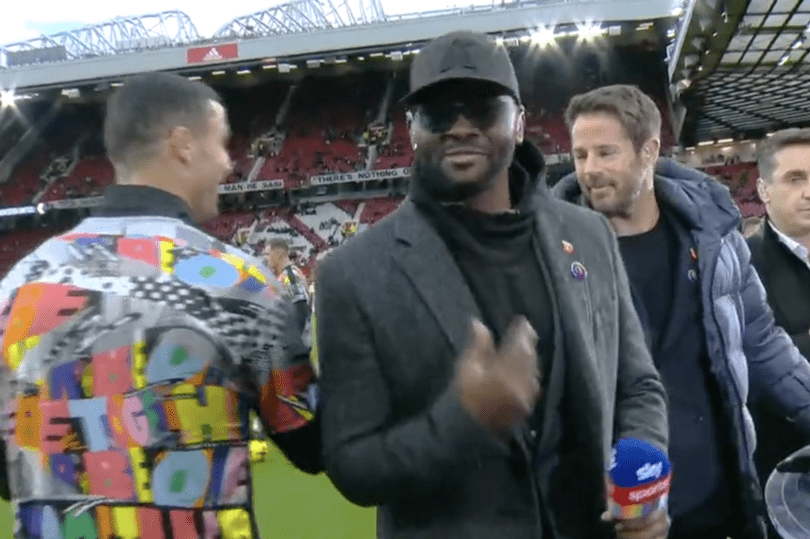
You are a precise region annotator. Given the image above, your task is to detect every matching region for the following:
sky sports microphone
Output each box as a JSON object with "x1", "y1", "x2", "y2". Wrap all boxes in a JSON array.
[{"x1": 607, "y1": 438, "x2": 672, "y2": 519}]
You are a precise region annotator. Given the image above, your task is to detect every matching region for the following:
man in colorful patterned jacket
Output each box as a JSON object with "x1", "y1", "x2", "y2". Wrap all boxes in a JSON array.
[{"x1": 0, "y1": 72, "x2": 321, "y2": 539}]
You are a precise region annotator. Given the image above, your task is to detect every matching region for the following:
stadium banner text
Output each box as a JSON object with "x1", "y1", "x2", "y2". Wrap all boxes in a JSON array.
[
  {"x1": 218, "y1": 179, "x2": 284, "y2": 193},
  {"x1": 309, "y1": 167, "x2": 411, "y2": 186},
  {"x1": 0, "y1": 180, "x2": 287, "y2": 219},
  {"x1": 48, "y1": 197, "x2": 105, "y2": 210},
  {"x1": 0, "y1": 206, "x2": 37, "y2": 217}
]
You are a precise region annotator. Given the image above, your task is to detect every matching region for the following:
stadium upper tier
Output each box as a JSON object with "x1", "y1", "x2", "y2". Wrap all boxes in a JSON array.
[
  {"x1": 0, "y1": 160, "x2": 766, "y2": 278},
  {"x1": 0, "y1": 0, "x2": 678, "y2": 92}
]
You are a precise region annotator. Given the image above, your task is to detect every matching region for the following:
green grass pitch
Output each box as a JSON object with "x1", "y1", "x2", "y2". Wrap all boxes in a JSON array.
[{"x1": 0, "y1": 444, "x2": 376, "y2": 538}]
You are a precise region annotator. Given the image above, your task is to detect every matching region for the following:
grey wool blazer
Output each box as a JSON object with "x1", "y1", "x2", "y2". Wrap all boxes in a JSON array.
[{"x1": 316, "y1": 189, "x2": 668, "y2": 539}]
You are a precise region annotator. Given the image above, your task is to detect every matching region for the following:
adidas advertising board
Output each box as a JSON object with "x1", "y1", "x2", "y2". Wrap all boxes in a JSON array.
[{"x1": 186, "y1": 43, "x2": 239, "y2": 64}]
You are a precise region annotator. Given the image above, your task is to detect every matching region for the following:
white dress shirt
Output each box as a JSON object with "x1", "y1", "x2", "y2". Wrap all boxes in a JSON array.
[{"x1": 769, "y1": 220, "x2": 810, "y2": 272}]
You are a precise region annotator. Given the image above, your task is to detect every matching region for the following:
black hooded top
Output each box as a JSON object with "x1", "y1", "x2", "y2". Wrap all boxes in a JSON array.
[{"x1": 410, "y1": 141, "x2": 555, "y2": 440}]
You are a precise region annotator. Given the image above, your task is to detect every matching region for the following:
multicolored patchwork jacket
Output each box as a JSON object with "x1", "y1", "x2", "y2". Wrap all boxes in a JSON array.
[{"x1": 0, "y1": 212, "x2": 318, "y2": 539}]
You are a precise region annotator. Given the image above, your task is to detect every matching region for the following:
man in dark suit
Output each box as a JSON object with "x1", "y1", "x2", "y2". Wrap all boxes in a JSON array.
[
  {"x1": 748, "y1": 128, "x2": 810, "y2": 503},
  {"x1": 317, "y1": 31, "x2": 669, "y2": 539}
]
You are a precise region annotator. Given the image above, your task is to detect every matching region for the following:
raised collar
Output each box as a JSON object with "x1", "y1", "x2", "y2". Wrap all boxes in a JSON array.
[{"x1": 94, "y1": 185, "x2": 196, "y2": 226}]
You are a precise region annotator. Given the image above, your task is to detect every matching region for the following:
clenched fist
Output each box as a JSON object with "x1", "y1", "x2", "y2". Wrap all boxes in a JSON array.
[{"x1": 454, "y1": 317, "x2": 541, "y2": 438}]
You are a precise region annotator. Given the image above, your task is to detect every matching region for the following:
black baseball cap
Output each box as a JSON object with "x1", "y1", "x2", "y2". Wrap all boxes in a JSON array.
[{"x1": 403, "y1": 31, "x2": 521, "y2": 105}]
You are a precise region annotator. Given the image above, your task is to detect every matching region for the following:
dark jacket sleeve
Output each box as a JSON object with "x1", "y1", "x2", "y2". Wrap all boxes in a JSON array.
[
  {"x1": 735, "y1": 232, "x2": 810, "y2": 435},
  {"x1": 603, "y1": 218, "x2": 669, "y2": 452},
  {"x1": 268, "y1": 416, "x2": 322, "y2": 475},
  {"x1": 317, "y1": 254, "x2": 510, "y2": 507}
]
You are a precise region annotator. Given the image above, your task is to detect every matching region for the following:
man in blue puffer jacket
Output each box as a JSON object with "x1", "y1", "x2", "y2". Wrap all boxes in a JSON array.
[{"x1": 552, "y1": 84, "x2": 810, "y2": 539}]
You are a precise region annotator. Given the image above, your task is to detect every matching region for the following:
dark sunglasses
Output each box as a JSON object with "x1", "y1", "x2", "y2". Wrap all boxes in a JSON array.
[{"x1": 412, "y1": 95, "x2": 516, "y2": 134}]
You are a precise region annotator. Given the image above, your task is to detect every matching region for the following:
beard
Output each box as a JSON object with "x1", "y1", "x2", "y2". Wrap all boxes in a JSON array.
[
  {"x1": 588, "y1": 188, "x2": 635, "y2": 219},
  {"x1": 411, "y1": 140, "x2": 515, "y2": 204},
  {"x1": 582, "y1": 162, "x2": 647, "y2": 220}
]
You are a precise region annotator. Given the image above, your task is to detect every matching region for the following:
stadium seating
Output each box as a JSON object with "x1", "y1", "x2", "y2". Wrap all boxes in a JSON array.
[
  {"x1": 524, "y1": 110, "x2": 571, "y2": 155},
  {"x1": 704, "y1": 162, "x2": 764, "y2": 216},
  {"x1": 372, "y1": 103, "x2": 413, "y2": 170},
  {"x1": 0, "y1": 155, "x2": 45, "y2": 207},
  {"x1": 200, "y1": 211, "x2": 257, "y2": 241},
  {"x1": 0, "y1": 70, "x2": 769, "y2": 278},
  {"x1": 0, "y1": 228, "x2": 59, "y2": 277},
  {"x1": 40, "y1": 156, "x2": 113, "y2": 202},
  {"x1": 359, "y1": 197, "x2": 402, "y2": 225},
  {"x1": 197, "y1": 197, "x2": 405, "y2": 267},
  {"x1": 255, "y1": 72, "x2": 386, "y2": 188}
]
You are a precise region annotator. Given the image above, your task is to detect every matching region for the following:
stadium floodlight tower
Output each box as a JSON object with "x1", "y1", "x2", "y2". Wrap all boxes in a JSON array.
[
  {"x1": 213, "y1": 0, "x2": 386, "y2": 39},
  {"x1": 0, "y1": 10, "x2": 200, "y2": 65}
]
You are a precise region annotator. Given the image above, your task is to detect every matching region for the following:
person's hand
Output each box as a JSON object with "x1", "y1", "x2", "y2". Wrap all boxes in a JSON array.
[
  {"x1": 454, "y1": 317, "x2": 540, "y2": 437},
  {"x1": 601, "y1": 509, "x2": 670, "y2": 539}
]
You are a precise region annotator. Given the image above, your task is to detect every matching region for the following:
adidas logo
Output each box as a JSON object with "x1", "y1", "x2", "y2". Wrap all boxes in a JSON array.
[{"x1": 202, "y1": 48, "x2": 223, "y2": 62}]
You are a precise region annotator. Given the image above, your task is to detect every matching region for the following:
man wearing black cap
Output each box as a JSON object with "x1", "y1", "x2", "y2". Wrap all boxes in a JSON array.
[{"x1": 317, "y1": 31, "x2": 669, "y2": 539}]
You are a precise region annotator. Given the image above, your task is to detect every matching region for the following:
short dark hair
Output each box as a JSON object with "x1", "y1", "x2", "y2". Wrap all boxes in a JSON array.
[
  {"x1": 565, "y1": 85, "x2": 661, "y2": 153},
  {"x1": 267, "y1": 237, "x2": 290, "y2": 252},
  {"x1": 757, "y1": 128, "x2": 810, "y2": 182},
  {"x1": 104, "y1": 72, "x2": 221, "y2": 170}
]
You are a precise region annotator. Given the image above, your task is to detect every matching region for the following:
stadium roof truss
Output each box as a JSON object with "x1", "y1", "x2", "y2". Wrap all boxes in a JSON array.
[
  {"x1": 676, "y1": 0, "x2": 810, "y2": 143},
  {"x1": 0, "y1": 11, "x2": 200, "y2": 64},
  {"x1": 214, "y1": 0, "x2": 386, "y2": 39}
]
